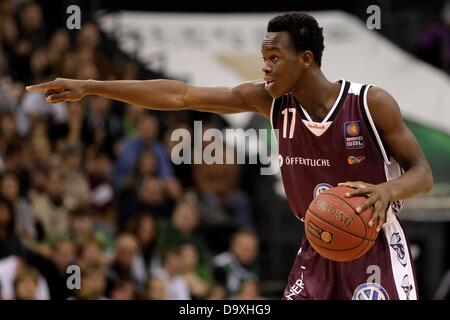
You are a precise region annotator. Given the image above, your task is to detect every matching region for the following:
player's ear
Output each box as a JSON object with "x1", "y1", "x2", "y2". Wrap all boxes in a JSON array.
[{"x1": 299, "y1": 51, "x2": 313, "y2": 68}]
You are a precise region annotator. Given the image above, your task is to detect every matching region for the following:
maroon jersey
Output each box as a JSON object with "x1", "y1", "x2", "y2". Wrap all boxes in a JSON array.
[
  {"x1": 272, "y1": 80, "x2": 417, "y2": 300},
  {"x1": 270, "y1": 80, "x2": 403, "y2": 221}
]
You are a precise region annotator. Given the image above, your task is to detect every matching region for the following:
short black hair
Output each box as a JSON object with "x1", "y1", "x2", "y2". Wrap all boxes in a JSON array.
[{"x1": 267, "y1": 12, "x2": 325, "y2": 67}]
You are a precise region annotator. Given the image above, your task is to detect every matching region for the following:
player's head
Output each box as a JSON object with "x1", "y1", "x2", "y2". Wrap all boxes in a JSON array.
[{"x1": 262, "y1": 12, "x2": 324, "y2": 97}]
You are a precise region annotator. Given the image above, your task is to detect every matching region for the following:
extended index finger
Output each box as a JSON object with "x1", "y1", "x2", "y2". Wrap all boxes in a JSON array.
[{"x1": 26, "y1": 80, "x2": 60, "y2": 92}]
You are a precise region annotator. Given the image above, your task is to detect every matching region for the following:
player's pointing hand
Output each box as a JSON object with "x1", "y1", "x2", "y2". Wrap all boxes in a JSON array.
[
  {"x1": 338, "y1": 181, "x2": 391, "y2": 233},
  {"x1": 26, "y1": 78, "x2": 87, "y2": 103}
]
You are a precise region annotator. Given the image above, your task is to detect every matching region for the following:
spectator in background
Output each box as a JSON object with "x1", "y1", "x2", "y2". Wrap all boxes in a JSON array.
[
  {"x1": 2, "y1": 143, "x2": 30, "y2": 196},
  {"x1": 0, "y1": 256, "x2": 49, "y2": 300},
  {"x1": 22, "y1": 237, "x2": 75, "y2": 300},
  {"x1": 59, "y1": 102, "x2": 84, "y2": 148},
  {"x1": 106, "y1": 233, "x2": 146, "y2": 294},
  {"x1": 159, "y1": 199, "x2": 212, "y2": 277},
  {"x1": 84, "y1": 149, "x2": 117, "y2": 233},
  {"x1": 235, "y1": 279, "x2": 266, "y2": 300},
  {"x1": 5, "y1": 1, "x2": 46, "y2": 84},
  {"x1": 0, "y1": 195, "x2": 23, "y2": 259},
  {"x1": 120, "y1": 149, "x2": 159, "y2": 196},
  {"x1": 415, "y1": 0, "x2": 450, "y2": 74},
  {"x1": 0, "y1": 51, "x2": 24, "y2": 111},
  {"x1": 179, "y1": 241, "x2": 213, "y2": 300},
  {"x1": 205, "y1": 283, "x2": 227, "y2": 300},
  {"x1": 145, "y1": 276, "x2": 167, "y2": 300},
  {"x1": 30, "y1": 166, "x2": 70, "y2": 238},
  {"x1": 0, "y1": 112, "x2": 21, "y2": 157},
  {"x1": 84, "y1": 148, "x2": 114, "y2": 193},
  {"x1": 0, "y1": 7, "x2": 18, "y2": 77},
  {"x1": 126, "y1": 213, "x2": 161, "y2": 277},
  {"x1": 162, "y1": 111, "x2": 195, "y2": 189},
  {"x1": 0, "y1": 172, "x2": 36, "y2": 240},
  {"x1": 19, "y1": 87, "x2": 67, "y2": 138},
  {"x1": 77, "y1": 234, "x2": 109, "y2": 269},
  {"x1": 60, "y1": 143, "x2": 90, "y2": 210},
  {"x1": 57, "y1": 52, "x2": 78, "y2": 79},
  {"x1": 50, "y1": 208, "x2": 115, "y2": 255},
  {"x1": 46, "y1": 28, "x2": 70, "y2": 72},
  {"x1": 192, "y1": 148, "x2": 253, "y2": 253},
  {"x1": 114, "y1": 112, "x2": 174, "y2": 187},
  {"x1": 27, "y1": 126, "x2": 54, "y2": 172},
  {"x1": 193, "y1": 152, "x2": 253, "y2": 228},
  {"x1": 47, "y1": 238, "x2": 75, "y2": 293},
  {"x1": 151, "y1": 247, "x2": 190, "y2": 300},
  {"x1": 109, "y1": 279, "x2": 137, "y2": 300},
  {"x1": 69, "y1": 263, "x2": 108, "y2": 300},
  {"x1": 75, "y1": 22, "x2": 114, "y2": 80},
  {"x1": 13, "y1": 266, "x2": 40, "y2": 300},
  {"x1": 120, "y1": 175, "x2": 173, "y2": 226},
  {"x1": 121, "y1": 104, "x2": 144, "y2": 137},
  {"x1": 213, "y1": 229, "x2": 259, "y2": 298},
  {"x1": 81, "y1": 96, "x2": 123, "y2": 157}
]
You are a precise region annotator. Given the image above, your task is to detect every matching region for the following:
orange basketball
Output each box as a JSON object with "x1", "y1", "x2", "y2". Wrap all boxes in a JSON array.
[{"x1": 304, "y1": 186, "x2": 378, "y2": 262}]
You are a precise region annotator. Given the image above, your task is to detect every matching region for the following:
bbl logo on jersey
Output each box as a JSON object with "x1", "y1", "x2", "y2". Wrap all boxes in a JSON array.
[
  {"x1": 313, "y1": 183, "x2": 332, "y2": 199},
  {"x1": 352, "y1": 283, "x2": 390, "y2": 300},
  {"x1": 344, "y1": 121, "x2": 364, "y2": 149},
  {"x1": 389, "y1": 232, "x2": 407, "y2": 267}
]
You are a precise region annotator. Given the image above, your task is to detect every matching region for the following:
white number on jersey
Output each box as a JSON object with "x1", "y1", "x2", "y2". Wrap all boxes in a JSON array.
[{"x1": 281, "y1": 108, "x2": 296, "y2": 139}]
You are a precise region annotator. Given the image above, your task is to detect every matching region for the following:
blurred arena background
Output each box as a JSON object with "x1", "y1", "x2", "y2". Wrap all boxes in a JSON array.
[{"x1": 0, "y1": 0, "x2": 449, "y2": 300}]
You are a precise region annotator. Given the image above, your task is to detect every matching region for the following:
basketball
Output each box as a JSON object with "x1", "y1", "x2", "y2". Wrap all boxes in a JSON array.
[{"x1": 304, "y1": 186, "x2": 378, "y2": 262}]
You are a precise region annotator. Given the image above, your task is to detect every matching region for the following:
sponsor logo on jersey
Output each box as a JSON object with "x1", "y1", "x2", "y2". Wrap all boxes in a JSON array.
[
  {"x1": 401, "y1": 274, "x2": 413, "y2": 300},
  {"x1": 314, "y1": 199, "x2": 355, "y2": 228},
  {"x1": 313, "y1": 183, "x2": 332, "y2": 198},
  {"x1": 347, "y1": 155, "x2": 366, "y2": 165},
  {"x1": 306, "y1": 122, "x2": 326, "y2": 129},
  {"x1": 279, "y1": 156, "x2": 331, "y2": 167},
  {"x1": 344, "y1": 121, "x2": 364, "y2": 149},
  {"x1": 389, "y1": 232, "x2": 407, "y2": 267},
  {"x1": 352, "y1": 283, "x2": 390, "y2": 300},
  {"x1": 306, "y1": 221, "x2": 333, "y2": 244}
]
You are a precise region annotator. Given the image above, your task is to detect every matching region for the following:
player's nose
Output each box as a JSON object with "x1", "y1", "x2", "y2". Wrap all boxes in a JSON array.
[{"x1": 262, "y1": 63, "x2": 272, "y2": 74}]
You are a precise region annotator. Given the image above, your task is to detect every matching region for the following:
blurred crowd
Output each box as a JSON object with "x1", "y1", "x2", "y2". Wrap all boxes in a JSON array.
[{"x1": 0, "y1": 0, "x2": 266, "y2": 300}]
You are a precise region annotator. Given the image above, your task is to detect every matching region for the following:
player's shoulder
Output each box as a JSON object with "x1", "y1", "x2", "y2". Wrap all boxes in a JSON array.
[
  {"x1": 366, "y1": 86, "x2": 397, "y2": 106},
  {"x1": 365, "y1": 85, "x2": 403, "y2": 133}
]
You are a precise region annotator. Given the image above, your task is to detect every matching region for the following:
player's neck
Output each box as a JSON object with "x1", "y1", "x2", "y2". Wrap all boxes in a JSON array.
[{"x1": 292, "y1": 69, "x2": 341, "y2": 122}]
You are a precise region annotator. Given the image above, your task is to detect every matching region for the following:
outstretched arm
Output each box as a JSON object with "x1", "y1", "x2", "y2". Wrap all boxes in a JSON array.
[
  {"x1": 340, "y1": 86, "x2": 433, "y2": 231},
  {"x1": 26, "y1": 78, "x2": 273, "y2": 119}
]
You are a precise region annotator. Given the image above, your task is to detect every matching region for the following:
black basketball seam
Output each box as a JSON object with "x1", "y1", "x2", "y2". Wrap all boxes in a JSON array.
[
  {"x1": 350, "y1": 233, "x2": 373, "y2": 260},
  {"x1": 306, "y1": 209, "x2": 375, "y2": 243},
  {"x1": 305, "y1": 214, "x2": 375, "y2": 263},
  {"x1": 321, "y1": 190, "x2": 377, "y2": 241}
]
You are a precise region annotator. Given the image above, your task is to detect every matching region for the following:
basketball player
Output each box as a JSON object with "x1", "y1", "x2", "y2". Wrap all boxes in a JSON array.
[{"x1": 26, "y1": 12, "x2": 433, "y2": 300}]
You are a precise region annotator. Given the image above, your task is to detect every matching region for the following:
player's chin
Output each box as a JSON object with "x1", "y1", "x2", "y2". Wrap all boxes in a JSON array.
[{"x1": 265, "y1": 86, "x2": 284, "y2": 99}]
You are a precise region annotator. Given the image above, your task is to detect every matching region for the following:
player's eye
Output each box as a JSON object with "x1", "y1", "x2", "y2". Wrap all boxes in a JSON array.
[{"x1": 271, "y1": 55, "x2": 279, "y2": 62}]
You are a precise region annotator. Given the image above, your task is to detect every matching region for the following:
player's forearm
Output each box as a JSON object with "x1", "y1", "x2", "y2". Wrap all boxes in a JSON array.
[
  {"x1": 84, "y1": 79, "x2": 188, "y2": 110},
  {"x1": 381, "y1": 163, "x2": 433, "y2": 201}
]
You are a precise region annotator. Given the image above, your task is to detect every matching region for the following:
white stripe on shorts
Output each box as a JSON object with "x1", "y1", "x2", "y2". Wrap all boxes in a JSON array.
[{"x1": 382, "y1": 208, "x2": 418, "y2": 300}]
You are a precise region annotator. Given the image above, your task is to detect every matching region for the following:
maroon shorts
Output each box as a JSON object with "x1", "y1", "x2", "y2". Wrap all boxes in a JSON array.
[{"x1": 283, "y1": 215, "x2": 418, "y2": 300}]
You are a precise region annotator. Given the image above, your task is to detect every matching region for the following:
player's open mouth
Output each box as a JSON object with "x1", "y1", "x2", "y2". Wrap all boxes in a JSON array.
[{"x1": 265, "y1": 80, "x2": 275, "y2": 90}]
